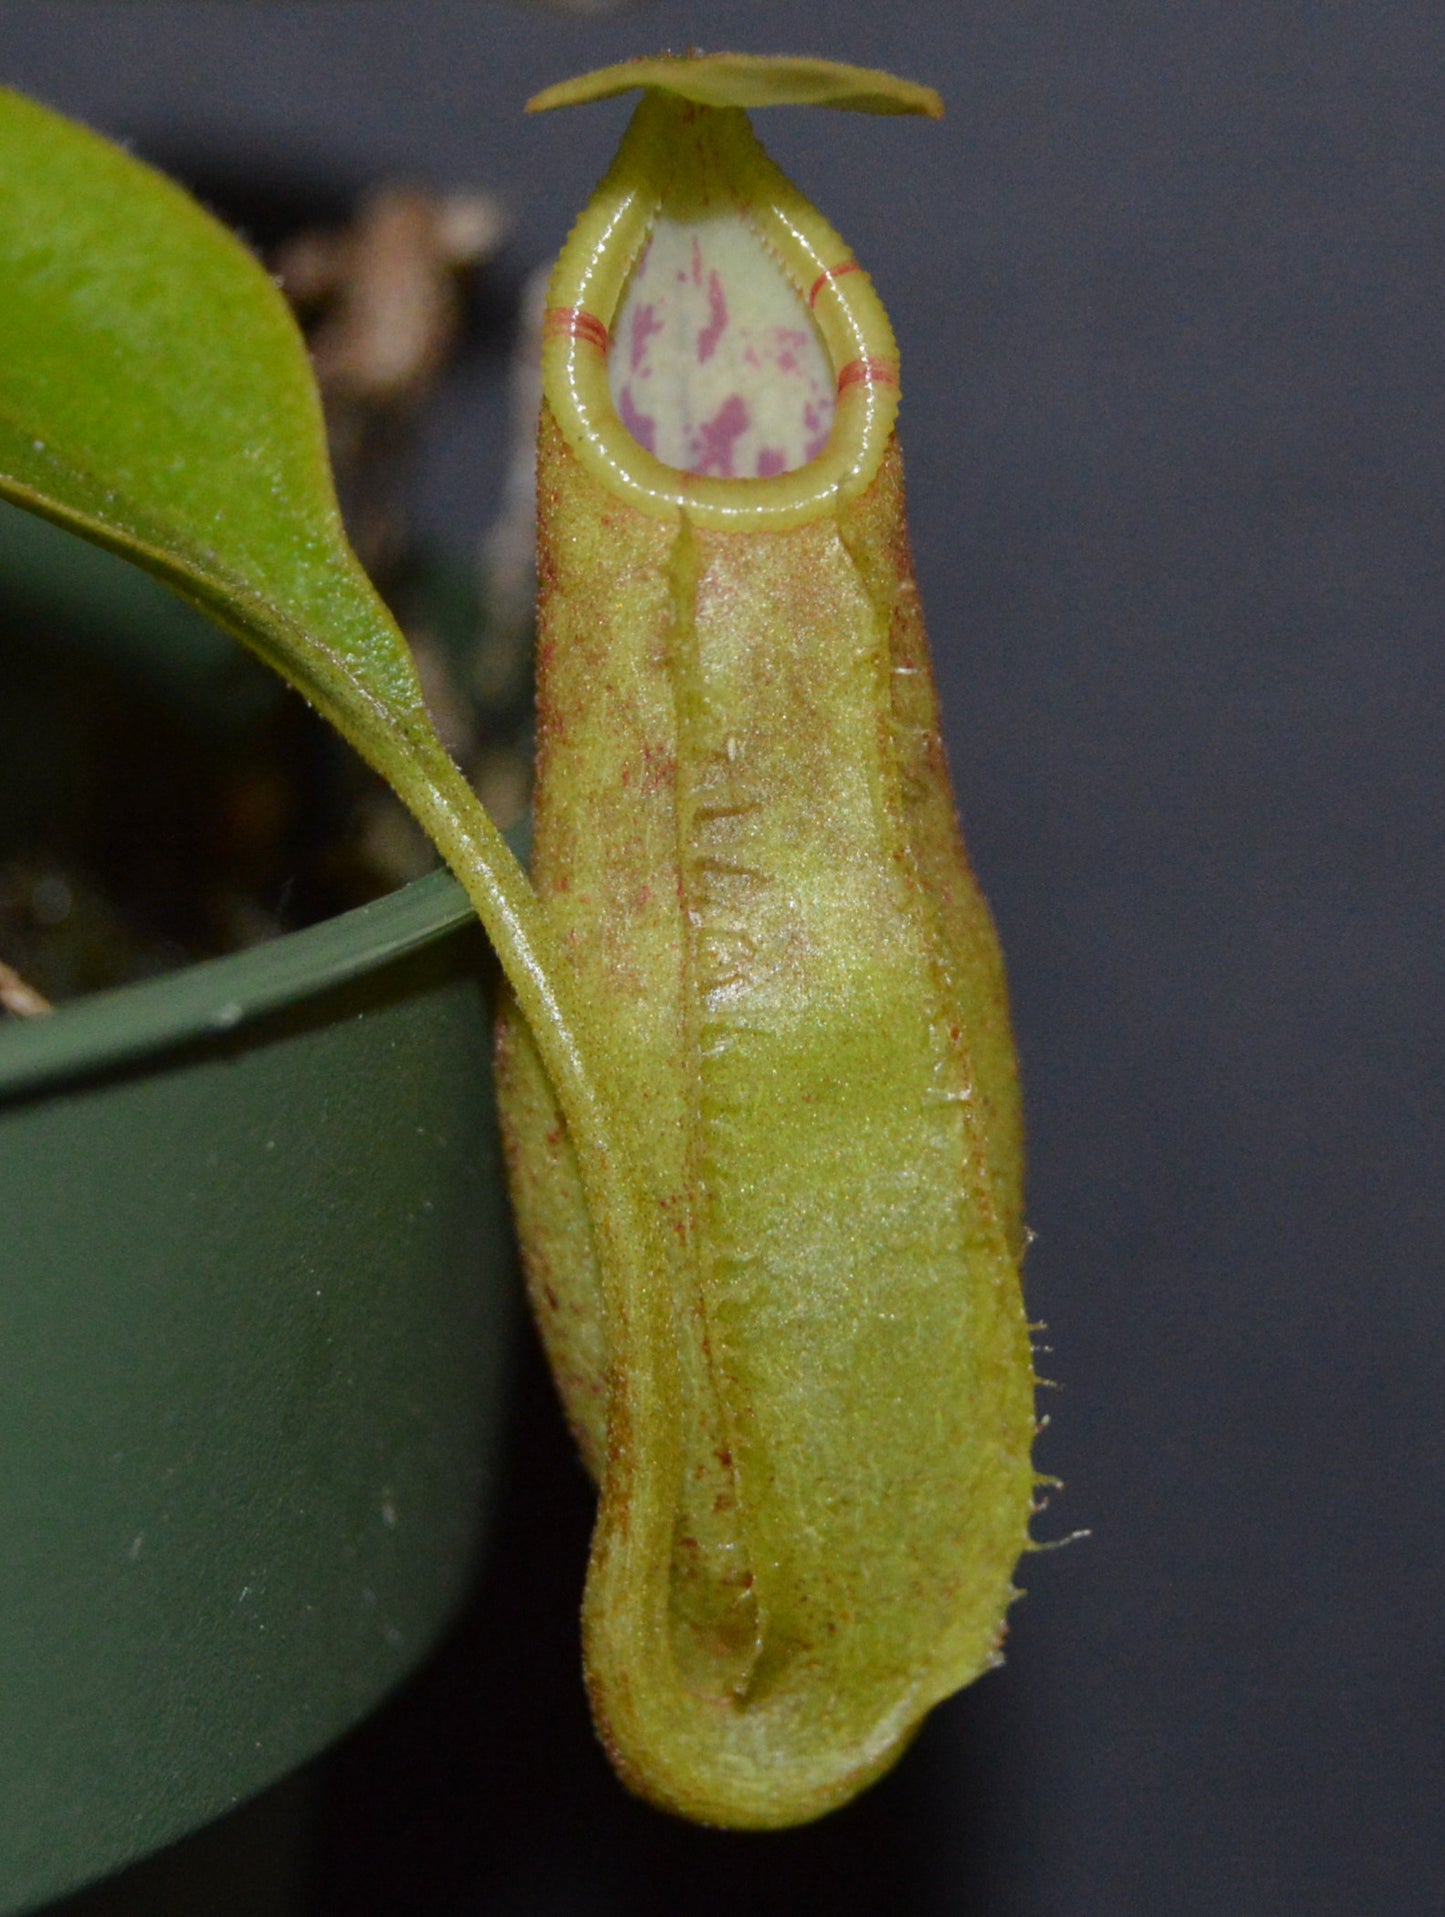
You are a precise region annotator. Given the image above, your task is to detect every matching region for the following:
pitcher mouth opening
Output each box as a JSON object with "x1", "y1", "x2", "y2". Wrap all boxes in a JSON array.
[{"x1": 541, "y1": 93, "x2": 900, "y2": 531}]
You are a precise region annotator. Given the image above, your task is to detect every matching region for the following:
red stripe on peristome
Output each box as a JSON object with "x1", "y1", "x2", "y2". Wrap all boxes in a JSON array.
[
  {"x1": 836, "y1": 356, "x2": 900, "y2": 394},
  {"x1": 543, "y1": 306, "x2": 610, "y2": 353},
  {"x1": 808, "y1": 258, "x2": 864, "y2": 308}
]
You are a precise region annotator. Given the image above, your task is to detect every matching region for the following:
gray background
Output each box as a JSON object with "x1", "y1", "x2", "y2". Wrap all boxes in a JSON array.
[{"x1": 3, "y1": 4, "x2": 1442, "y2": 1913}]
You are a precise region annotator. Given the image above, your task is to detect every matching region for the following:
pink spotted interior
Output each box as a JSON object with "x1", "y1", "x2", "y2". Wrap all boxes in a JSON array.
[{"x1": 608, "y1": 215, "x2": 835, "y2": 479}]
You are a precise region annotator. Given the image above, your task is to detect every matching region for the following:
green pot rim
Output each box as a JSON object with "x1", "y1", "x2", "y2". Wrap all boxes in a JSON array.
[{"x1": 0, "y1": 866, "x2": 478, "y2": 1099}]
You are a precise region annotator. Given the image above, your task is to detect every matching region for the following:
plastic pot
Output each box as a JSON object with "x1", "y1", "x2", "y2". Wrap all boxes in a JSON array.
[{"x1": 0, "y1": 868, "x2": 517, "y2": 1913}]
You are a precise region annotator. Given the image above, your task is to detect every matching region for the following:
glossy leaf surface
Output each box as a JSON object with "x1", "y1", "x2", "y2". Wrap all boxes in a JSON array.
[{"x1": 0, "y1": 86, "x2": 443, "y2": 774}]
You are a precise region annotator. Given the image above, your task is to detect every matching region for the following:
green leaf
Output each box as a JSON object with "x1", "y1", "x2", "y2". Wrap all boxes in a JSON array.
[{"x1": 0, "y1": 86, "x2": 437, "y2": 773}]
